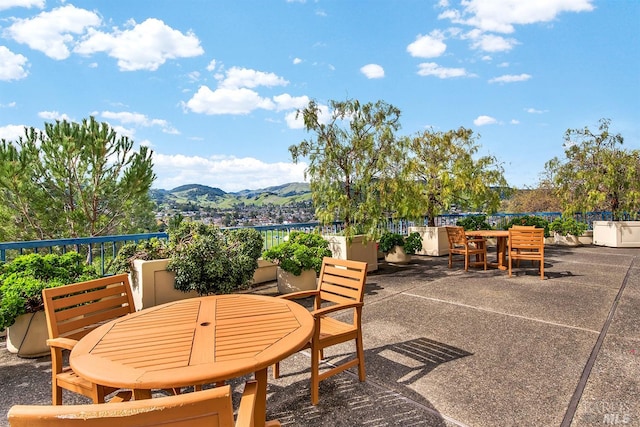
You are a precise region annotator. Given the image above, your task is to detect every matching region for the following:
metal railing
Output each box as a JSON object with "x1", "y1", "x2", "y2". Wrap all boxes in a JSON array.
[{"x1": 0, "y1": 212, "x2": 614, "y2": 276}]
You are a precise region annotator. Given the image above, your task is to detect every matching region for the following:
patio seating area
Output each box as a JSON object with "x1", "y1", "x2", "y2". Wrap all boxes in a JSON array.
[{"x1": 1, "y1": 245, "x2": 638, "y2": 426}]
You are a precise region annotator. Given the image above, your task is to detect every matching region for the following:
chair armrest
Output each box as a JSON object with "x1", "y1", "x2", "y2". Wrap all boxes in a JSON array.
[
  {"x1": 311, "y1": 302, "x2": 363, "y2": 318},
  {"x1": 46, "y1": 337, "x2": 78, "y2": 351},
  {"x1": 277, "y1": 290, "x2": 319, "y2": 300},
  {"x1": 235, "y1": 380, "x2": 258, "y2": 427}
]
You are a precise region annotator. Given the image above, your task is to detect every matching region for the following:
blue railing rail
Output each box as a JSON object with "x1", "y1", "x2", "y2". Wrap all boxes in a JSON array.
[
  {"x1": 0, "y1": 232, "x2": 169, "y2": 276},
  {"x1": 0, "y1": 212, "x2": 617, "y2": 275}
]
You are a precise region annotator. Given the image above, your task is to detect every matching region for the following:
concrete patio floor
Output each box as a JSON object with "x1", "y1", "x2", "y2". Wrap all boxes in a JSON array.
[{"x1": 1, "y1": 245, "x2": 638, "y2": 426}]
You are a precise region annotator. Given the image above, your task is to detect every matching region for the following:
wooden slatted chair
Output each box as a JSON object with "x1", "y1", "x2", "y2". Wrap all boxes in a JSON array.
[
  {"x1": 42, "y1": 274, "x2": 136, "y2": 405},
  {"x1": 508, "y1": 227, "x2": 545, "y2": 280},
  {"x1": 445, "y1": 226, "x2": 487, "y2": 271},
  {"x1": 272, "y1": 257, "x2": 368, "y2": 405},
  {"x1": 7, "y1": 381, "x2": 267, "y2": 427}
]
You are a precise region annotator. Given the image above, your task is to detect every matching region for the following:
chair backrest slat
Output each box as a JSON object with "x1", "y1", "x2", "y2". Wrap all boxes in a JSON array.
[
  {"x1": 43, "y1": 274, "x2": 135, "y2": 341},
  {"x1": 8, "y1": 385, "x2": 236, "y2": 427},
  {"x1": 318, "y1": 257, "x2": 367, "y2": 306}
]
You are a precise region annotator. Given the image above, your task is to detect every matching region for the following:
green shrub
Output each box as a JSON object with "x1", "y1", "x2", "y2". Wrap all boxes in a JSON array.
[
  {"x1": 262, "y1": 231, "x2": 332, "y2": 276},
  {"x1": 456, "y1": 214, "x2": 492, "y2": 231},
  {"x1": 549, "y1": 216, "x2": 588, "y2": 236},
  {"x1": 167, "y1": 223, "x2": 264, "y2": 295},
  {"x1": 0, "y1": 252, "x2": 99, "y2": 330},
  {"x1": 503, "y1": 215, "x2": 551, "y2": 237},
  {"x1": 378, "y1": 231, "x2": 423, "y2": 255}
]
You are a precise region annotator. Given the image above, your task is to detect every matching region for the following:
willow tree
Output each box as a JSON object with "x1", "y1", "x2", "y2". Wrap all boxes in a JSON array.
[
  {"x1": 544, "y1": 118, "x2": 640, "y2": 220},
  {"x1": 0, "y1": 117, "x2": 156, "y2": 240},
  {"x1": 289, "y1": 99, "x2": 407, "y2": 240},
  {"x1": 404, "y1": 127, "x2": 508, "y2": 226}
]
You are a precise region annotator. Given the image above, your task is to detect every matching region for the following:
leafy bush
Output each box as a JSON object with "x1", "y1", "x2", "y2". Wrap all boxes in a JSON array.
[
  {"x1": 111, "y1": 237, "x2": 171, "y2": 275},
  {"x1": 503, "y1": 215, "x2": 550, "y2": 237},
  {"x1": 378, "y1": 231, "x2": 423, "y2": 255},
  {"x1": 456, "y1": 214, "x2": 492, "y2": 230},
  {"x1": 262, "y1": 231, "x2": 332, "y2": 276},
  {"x1": 167, "y1": 223, "x2": 264, "y2": 295},
  {"x1": 0, "y1": 252, "x2": 99, "y2": 330},
  {"x1": 549, "y1": 216, "x2": 588, "y2": 236}
]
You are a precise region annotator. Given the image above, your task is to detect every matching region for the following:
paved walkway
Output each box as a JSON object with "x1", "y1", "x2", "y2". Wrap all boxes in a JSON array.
[{"x1": 1, "y1": 245, "x2": 638, "y2": 426}]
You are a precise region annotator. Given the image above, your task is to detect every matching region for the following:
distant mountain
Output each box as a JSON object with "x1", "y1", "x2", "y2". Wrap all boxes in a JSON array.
[{"x1": 151, "y1": 182, "x2": 311, "y2": 209}]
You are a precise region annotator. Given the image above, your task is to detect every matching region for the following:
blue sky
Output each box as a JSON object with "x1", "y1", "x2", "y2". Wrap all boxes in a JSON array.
[{"x1": 1, "y1": 0, "x2": 638, "y2": 192}]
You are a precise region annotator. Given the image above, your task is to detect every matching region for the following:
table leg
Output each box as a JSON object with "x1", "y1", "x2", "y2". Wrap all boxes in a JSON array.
[
  {"x1": 254, "y1": 368, "x2": 268, "y2": 427},
  {"x1": 497, "y1": 237, "x2": 507, "y2": 270}
]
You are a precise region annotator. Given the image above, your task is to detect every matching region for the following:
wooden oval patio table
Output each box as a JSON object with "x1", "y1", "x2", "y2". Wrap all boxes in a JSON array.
[
  {"x1": 465, "y1": 229, "x2": 509, "y2": 270},
  {"x1": 70, "y1": 294, "x2": 314, "y2": 427}
]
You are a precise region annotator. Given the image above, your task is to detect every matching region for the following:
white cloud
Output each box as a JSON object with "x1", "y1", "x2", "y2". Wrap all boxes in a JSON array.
[
  {"x1": 360, "y1": 63, "x2": 384, "y2": 79},
  {"x1": 407, "y1": 31, "x2": 447, "y2": 58},
  {"x1": 470, "y1": 33, "x2": 518, "y2": 52},
  {"x1": 0, "y1": 0, "x2": 44, "y2": 11},
  {"x1": 439, "y1": 0, "x2": 594, "y2": 34},
  {"x1": 0, "y1": 46, "x2": 29, "y2": 81},
  {"x1": 218, "y1": 67, "x2": 288, "y2": 90},
  {"x1": 152, "y1": 153, "x2": 308, "y2": 192},
  {"x1": 526, "y1": 107, "x2": 547, "y2": 114},
  {"x1": 293, "y1": 57, "x2": 302, "y2": 65},
  {"x1": 0, "y1": 124, "x2": 28, "y2": 141},
  {"x1": 206, "y1": 59, "x2": 217, "y2": 71},
  {"x1": 6, "y1": 5, "x2": 101, "y2": 60},
  {"x1": 99, "y1": 111, "x2": 179, "y2": 134},
  {"x1": 38, "y1": 111, "x2": 71, "y2": 121},
  {"x1": 75, "y1": 18, "x2": 204, "y2": 71},
  {"x1": 185, "y1": 86, "x2": 275, "y2": 115},
  {"x1": 474, "y1": 115, "x2": 498, "y2": 126},
  {"x1": 417, "y1": 62, "x2": 470, "y2": 78},
  {"x1": 510, "y1": 119, "x2": 520, "y2": 124},
  {"x1": 273, "y1": 94, "x2": 309, "y2": 111},
  {"x1": 489, "y1": 73, "x2": 531, "y2": 83}
]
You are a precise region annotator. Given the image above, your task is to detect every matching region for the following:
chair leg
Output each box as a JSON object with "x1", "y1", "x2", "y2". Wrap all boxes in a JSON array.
[
  {"x1": 52, "y1": 382, "x2": 63, "y2": 405},
  {"x1": 311, "y1": 347, "x2": 321, "y2": 405},
  {"x1": 272, "y1": 362, "x2": 280, "y2": 379},
  {"x1": 508, "y1": 255, "x2": 513, "y2": 277},
  {"x1": 448, "y1": 253, "x2": 453, "y2": 268},
  {"x1": 356, "y1": 333, "x2": 366, "y2": 382}
]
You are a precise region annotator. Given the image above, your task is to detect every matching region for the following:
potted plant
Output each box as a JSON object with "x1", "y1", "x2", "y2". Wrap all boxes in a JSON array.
[
  {"x1": 549, "y1": 216, "x2": 589, "y2": 246},
  {"x1": 0, "y1": 252, "x2": 99, "y2": 357},
  {"x1": 114, "y1": 222, "x2": 264, "y2": 309},
  {"x1": 289, "y1": 98, "x2": 409, "y2": 271},
  {"x1": 545, "y1": 119, "x2": 640, "y2": 247},
  {"x1": 262, "y1": 231, "x2": 332, "y2": 294},
  {"x1": 404, "y1": 127, "x2": 508, "y2": 256},
  {"x1": 379, "y1": 231, "x2": 422, "y2": 264}
]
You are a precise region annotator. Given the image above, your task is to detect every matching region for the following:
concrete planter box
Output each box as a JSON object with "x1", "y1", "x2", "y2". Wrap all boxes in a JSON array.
[
  {"x1": 593, "y1": 221, "x2": 640, "y2": 248},
  {"x1": 6, "y1": 311, "x2": 49, "y2": 358},
  {"x1": 384, "y1": 245, "x2": 412, "y2": 265},
  {"x1": 323, "y1": 235, "x2": 378, "y2": 272},
  {"x1": 553, "y1": 233, "x2": 582, "y2": 246},
  {"x1": 276, "y1": 267, "x2": 317, "y2": 294},
  {"x1": 130, "y1": 258, "x2": 278, "y2": 310},
  {"x1": 408, "y1": 226, "x2": 449, "y2": 256}
]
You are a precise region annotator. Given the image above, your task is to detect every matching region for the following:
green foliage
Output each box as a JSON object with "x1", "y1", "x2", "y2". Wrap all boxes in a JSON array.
[
  {"x1": 503, "y1": 216, "x2": 551, "y2": 237},
  {"x1": 0, "y1": 117, "x2": 156, "y2": 240},
  {"x1": 111, "y1": 238, "x2": 171, "y2": 276},
  {"x1": 378, "y1": 231, "x2": 422, "y2": 255},
  {"x1": 0, "y1": 252, "x2": 99, "y2": 330},
  {"x1": 549, "y1": 216, "x2": 588, "y2": 236},
  {"x1": 545, "y1": 118, "x2": 640, "y2": 220},
  {"x1": 404, "y1": 127, "x2": 509, "y2": 226},
  {"x1": 167, "y1": 222, "x2": 263, "y2": 295},
  {"x1": 456, "y1": 214, "x2": 492, "y2": 231},
  {"x1": 290, "y1": 98, "x2": 407, "y2": 240},
  {"x1": 262, "y1": 231, "x2": 332, "y2": 276}
]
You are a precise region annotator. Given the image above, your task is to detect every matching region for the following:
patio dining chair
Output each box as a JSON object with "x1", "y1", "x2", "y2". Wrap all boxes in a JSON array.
[
  {"x1": 508, "y1": 227, "x2": 545, "y2": 279},
  {"x1": 42, "y1": 274, "x2": 136, "y2": 405},
  {"x1": 445, "y1": 226, "x2": 487, "y2": 271},
  {"x1": 8, "y1": 381, "x2": 265, "y2": 427},
  {"x1": 272, "y1": 257, "x2": 368, "y2": 405}
]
